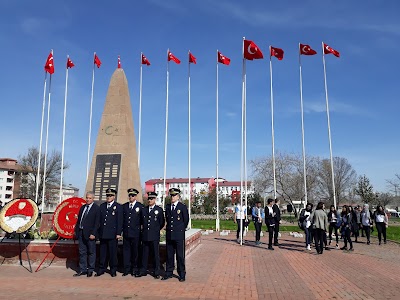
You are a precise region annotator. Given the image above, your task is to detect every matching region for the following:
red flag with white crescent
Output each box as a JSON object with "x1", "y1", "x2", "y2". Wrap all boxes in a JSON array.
[
  {"x1": 300, "y1": 44, "x2": 317, "y2": 55},
  {"x1": 270, "y1": 46, "x2": 284, "y2": 60},
  {"x1": 118, "y1": 55, "x2": 121, "y2": 68},
  {"x1": 323, "y1": 43, "x2": 340, "y2": 57},
  {"x1": 243, "y1": 40, "x2": 263, "y2": 60},
  {"x1": 218, "y1": 51, "x2": 230, "y2": 65},
  {"x1": 189, "y1": 52, "x2": 196, "y2": 64},
  {"x1": 44, "y1": 51, "x2": 54, "y2": 74},
  {"x1": 168, "y1": 51, "x2": 181, "y2": 64},
  {"x1": 94, "y1": 54, "x2": 102, "y2": 68},
  {"x1": 66, "y1": 57, "x2": 75, "y2": 68},
  {"x1": 142, "y1": 54, "x2": 151, "y2": 66}
]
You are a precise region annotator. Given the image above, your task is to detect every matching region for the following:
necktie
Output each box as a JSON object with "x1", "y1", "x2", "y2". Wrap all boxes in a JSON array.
[
  {"x1": 172, "y1": 204, "x2": 175, "y2": 212},
  {"x1": 107, "y1": 204, "x2": 111, "y2": 209},
  {"x1": 149, "y1": 207, "x2": 153, "y2": 213},
  {"x1": 130, "y1": 204, "x2": 133, "y2": 210},
  {"x1": 80, "y1": 205, "x2": 89, "y2": 229}
]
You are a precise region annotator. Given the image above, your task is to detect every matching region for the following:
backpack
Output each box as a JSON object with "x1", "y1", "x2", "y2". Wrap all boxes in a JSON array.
[{"x1": 298, "y1": 209, "x2": 306, "y2": 230}]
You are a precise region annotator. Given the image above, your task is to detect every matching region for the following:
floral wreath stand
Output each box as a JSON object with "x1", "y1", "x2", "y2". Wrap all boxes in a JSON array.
[
  {"x1": 35, "y1": 197, "x2": 85, "y2": 272},
  {"x1": 0, "y1": 198, "x2": 39, "y2": 273}
]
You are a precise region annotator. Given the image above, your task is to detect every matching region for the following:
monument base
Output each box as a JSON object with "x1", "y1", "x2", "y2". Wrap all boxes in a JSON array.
[{"x1": 0, "y1": 229, "x2": 201, "y2": 268}]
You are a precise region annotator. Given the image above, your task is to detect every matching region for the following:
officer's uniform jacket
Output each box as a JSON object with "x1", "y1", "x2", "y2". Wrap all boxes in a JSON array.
[
  {"x1": 99, "y1": 201, "x2": 123, "y2": 239},
  {"x1": 165, "y1": 201, "x2": 189, "y2": 241},
  {"x1": 122, "y1": 201, "x2": 144, "y2": 238},
  {"x1": 141, "y1": 205, "x2": 165, "y2": 242}
]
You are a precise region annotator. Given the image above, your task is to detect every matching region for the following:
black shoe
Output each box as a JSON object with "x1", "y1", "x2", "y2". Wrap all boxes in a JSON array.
[
  {"x1": 325, "y1": 247, "x2": 330, "y2": 251},
  {"x1": 161, "y1": 275, "x2": 172, "y2": 281},
  {"x1": 111, "y1": 273, "x2": 117, "y2": 277},
  {"x1": 154, "y1": 275, "x2": 160, "y2": 279},
  {"x1": 179, "y1": 277, "x2": 186, "y2": 282},
  {"x1": 122, "y1": 272, "x2": 130, "y2": 276},
  {"x1": 367, "y1": 241, "x2": 370, "y2": 245},
  {"x1": 274, "y1": 243, "x2": 280, "y2": 246},
  {"x1": 349, "y1": 247, "x2": 354, "y2": 251},
  {"x1": 340, "y1": 246, "x2": 347, "y2": 250},
  {"x1": 135, "y1": 273, "x2": 145, "y2": 277},
  {"x1": 87, "y1": 272, "x2": 93, "y2": 277},
  {"x1": 268, "y1": 246, "x2": 274, "y2": 250},
  {"x1": 94, "y1": 272, "x2": 104, "y2": 277},
  {"x1": 379, "y1": 241, "x2": 381, "y2": 245},
  {"x1": 384, "y1": 241, "x2": 387, "y2": 244},
  {"x1": 73, "y1": 272, "x2": 87, "y2": 277}
]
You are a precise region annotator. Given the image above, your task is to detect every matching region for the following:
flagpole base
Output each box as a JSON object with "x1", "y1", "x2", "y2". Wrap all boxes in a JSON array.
[
  {"x1": 188, "y1": 218, "x2": 192, "y2": 230},
  {"x1": 216, "y1": 218, "x2": 220, "y2": 231}
]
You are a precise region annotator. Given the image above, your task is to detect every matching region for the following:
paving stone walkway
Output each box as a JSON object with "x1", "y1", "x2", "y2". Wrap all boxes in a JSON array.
[{"x1": 1, "y1": 232, "x2": 399, "y2": 300}]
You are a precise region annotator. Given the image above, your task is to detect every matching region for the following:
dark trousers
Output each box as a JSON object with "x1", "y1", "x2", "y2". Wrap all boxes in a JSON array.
[
  {"x1": 273, "y1": 223, "x2": 279, "y2": 244},
  {"x1": 314, "y1": 228, "x2": 325, "y2": 253},
  {"x1": 165, "y1": 239, "x2": 185, "y2": 278},
  {"x1": 304, "y1": 227, "x2": 312, "y2": 246},
  {"x1": 354, "y1": 223, "x2": 360, "y2": 241},
  {"x1": 343, "y1": 227, "x2": 353, "y2": 249},
  {"x1": 266, "y1": 225, "x2": 275, "y2": 247},
  {"x1": 376, "y1": 222, "x2": 387, "y2": 243},
  {"x1": 328, "y1": 223, "x2": 339, "y2": 244},
  {"x1": 77, "y1": 230, "x2": 96, "y2": 273},
  {"x1": 99, "y1": 238, "x2": 118, "y2": 274},
  {"x1": 141, "y1": 240, "x2": 160, "y2": 276},
  {"x1": 364, "y1": 225, "x2": 371, "y2": 242},
  {"x1": 236, "y1": 219, "x2": 245, "y2": 239},
  {"x1": 254, "y1": 221, "x2": 262, "y2": 241},
  {"x1": 123, "y1": 236, "x2": 141, "y2": 274}
]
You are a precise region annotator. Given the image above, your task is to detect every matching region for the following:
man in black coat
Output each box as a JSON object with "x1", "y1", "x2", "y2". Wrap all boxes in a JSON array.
[
  {"x1": 122, "y1": 188, "x2": 144, "y2": 276},
  {"x1": 138, "y1": 191, "x2": 165, "y2": 279},
  {"x1": 273, "y1": 198, "x2": 281, "y2": 246},
  {"x1": 162, "y1": 188, "x2": 189, "y2": 282},
  {"x1": 73, "y1": 191, "x2": 100, "y2": 277},
  {"x1": 265, "y1": 198, "x2": 276, "y2": 250},
  {"x1": 95, "y1": 188, "x2": 123, "y2": 277}
]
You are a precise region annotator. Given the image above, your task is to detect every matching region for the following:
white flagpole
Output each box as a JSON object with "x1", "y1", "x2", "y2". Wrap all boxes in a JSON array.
[
  {"x1": 41, "y1": 70, "x2": 53, "y2": 214},
  {"x1": 86, "y1": 52, "x2": 96, "y2": 182},
  {"x1": 59, "y1": 55, "x2": 70, "y2": 203},
  {"x1": 244, "y1": 49, "x2": 248, "y2": 228},
  {"x1": 240, "y1": 37, "x2": 246, "y2": 245},
  {"x1": 35, "y1": 72, "x2": 47, "y2": 204},
  {"x1": 216, "y1": 50, "x2": 220, "y2": 231},
  {"x1": 188, "y1": 50, "x2": 192, "y2": 229},
  {"x1": 269, "y1": 47, "x2": 277, "y2": 200},
  {"x1": 138, "y1": 53, "x2": 143, "y2": 169},
  {"x1": 299, "y1": 44, "x2": 308, "y2": 208},
  {"x1": 163, "y1": 49, "x2": 170, "y2": 209},
  {"x1": 322, "y1": 42, "x2": 337, "y2": 208}
]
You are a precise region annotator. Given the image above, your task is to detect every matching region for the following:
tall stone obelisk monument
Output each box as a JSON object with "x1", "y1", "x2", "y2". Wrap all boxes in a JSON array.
[{"x1": 86, "y1": 68, "x2": 141, "y2": 203}]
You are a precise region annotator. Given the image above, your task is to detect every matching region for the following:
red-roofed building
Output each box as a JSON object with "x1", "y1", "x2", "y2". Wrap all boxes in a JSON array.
[{"x1": 145, "y1": 177, "x2": 254, "y2": 203}]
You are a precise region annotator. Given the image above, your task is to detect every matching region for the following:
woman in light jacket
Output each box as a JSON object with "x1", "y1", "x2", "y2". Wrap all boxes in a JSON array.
[
  {"x1": 361, "y1": 204, "x2": 373, "y2": 245},
  {"x1": 310, "y1": 202, "x2": 329, "y2": 254}
]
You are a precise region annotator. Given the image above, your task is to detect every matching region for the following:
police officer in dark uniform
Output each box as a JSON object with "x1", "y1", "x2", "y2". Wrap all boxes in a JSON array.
[
  {"x1": 162, "y1": 188, "x2": 189, "y2": 282},
  {"x1": 122, "y1": 188, "x2": 144, "y2": 276},
  {"x1": 95, "y1": 188, "x2": 123, "y2": 277},
  {"x1": 138, "y1": 191, "x2": 165, "y2": 279}
]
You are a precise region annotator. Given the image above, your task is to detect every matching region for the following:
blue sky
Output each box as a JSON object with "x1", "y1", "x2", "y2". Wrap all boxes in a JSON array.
[{"x1": 1, "y1": 0, "x2": 399, "y2": 196}]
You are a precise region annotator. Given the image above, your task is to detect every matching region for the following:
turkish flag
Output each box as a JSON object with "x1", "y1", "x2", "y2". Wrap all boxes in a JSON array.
[
  {"x1": 189, "y1": 52, "x2": 196, "y2": 64},
  {"x1": 323, "y1": 43, "x2": 340, "y2": 57},
  {"x1": 218, "y1": 51, "x2": 230, "y2": 65},
  {"x1": 244, "y1": 40, "x2": 263, "y2": 60},
  {"x1": 66, "y1": 57, "x2": 75, "y2": 68},
  {"x1": 44, "y1": 52, "x2": 54, "y2": 74},
  {"x1": 94, "y1": 54, "x2": 102, "y2": 68},
  {"x1": 270, "y1": 46, "x2": 284, "y2": 60},
  {"x1": 300, "y1": 44, "x2": 317, "y2": 55},
  {"x1": 118, "y1": 55, "x2": 121, "y2": 68},
  {"x1": 142, "y1": 54, "x2": 151, "y2": 66},
  {"x1": 168, "y1": 51, "x2": 181, "y2": 64}
]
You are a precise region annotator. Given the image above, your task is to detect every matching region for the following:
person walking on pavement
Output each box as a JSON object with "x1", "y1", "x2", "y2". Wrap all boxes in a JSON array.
[
  {"x1": 273, "y1": 198, "x2": 281, "y2": 246},
  {"x1": 252, "y1": 200, "x2": 264, "y2": 245},
  {"x1": 265, "y1": 198, "x2": 276, "y2": 250}
]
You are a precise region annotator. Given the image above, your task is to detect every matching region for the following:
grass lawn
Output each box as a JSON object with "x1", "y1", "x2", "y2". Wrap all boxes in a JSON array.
[
  {"x1": 371, "y1": 226, "x2": 400, "y2": 242},
  {"x1": 191, "y1": 219, "x2": 299, "y2": 232}
]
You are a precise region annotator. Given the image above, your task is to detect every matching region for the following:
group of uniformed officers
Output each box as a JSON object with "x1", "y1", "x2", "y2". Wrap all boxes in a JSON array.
[{"x1": 73, "y1": 187, "x2": 189, "y2": 282}]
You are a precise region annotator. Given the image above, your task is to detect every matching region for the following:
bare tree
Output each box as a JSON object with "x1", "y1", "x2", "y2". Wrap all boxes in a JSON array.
[
  {"x1": 251, "y1": 152, "x2": 320, "y2": 217},
  {"x1": 18, "y1": 146, "x2": 69, "y2": 205},
  {"x1": 386, "y1": 174, "x2": 400, "y2": 197},
  {"x1": 354, "y1": 175, "x2": 375, "y2": 204},
  {"x1": 376, "y1": 192, "x2": 393, "y2": 208},
  {"x1": 317, "y1": 157, "x2": 357, "y2": 207}
]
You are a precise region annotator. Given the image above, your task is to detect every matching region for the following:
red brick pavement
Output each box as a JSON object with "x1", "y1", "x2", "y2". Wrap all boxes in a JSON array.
[{"x1": 1, "y1": 232, "x2": 399, "y2": 300}]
